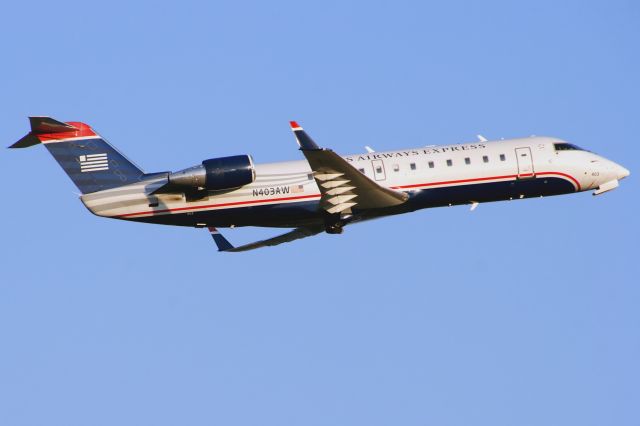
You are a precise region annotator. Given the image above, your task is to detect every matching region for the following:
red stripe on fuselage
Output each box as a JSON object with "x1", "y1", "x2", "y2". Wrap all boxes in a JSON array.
[
  {"x1": 117, "y1": 194, "x2": 322, "y2": 218},
  {"x1": 536, "y1": 172, "x2": 581, "y2": 191},
  {"x1": 115, "y1": 171, "x2": 580, "y2": 218}
]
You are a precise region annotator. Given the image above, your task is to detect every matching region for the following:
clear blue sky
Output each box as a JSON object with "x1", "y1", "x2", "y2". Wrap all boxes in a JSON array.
[{"x1": 1, "y1": 1, "x2": 638, "y2": 425}]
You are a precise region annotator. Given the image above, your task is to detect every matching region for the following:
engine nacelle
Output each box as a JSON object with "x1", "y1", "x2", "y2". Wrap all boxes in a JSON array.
[{"x1": 168, "y1": 155, "x2": 255, "y2": 191}]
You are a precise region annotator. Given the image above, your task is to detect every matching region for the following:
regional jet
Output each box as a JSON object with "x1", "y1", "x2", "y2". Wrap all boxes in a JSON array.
[{"x1": 10, "y1": 117, "x2": 629, "y2": 251}]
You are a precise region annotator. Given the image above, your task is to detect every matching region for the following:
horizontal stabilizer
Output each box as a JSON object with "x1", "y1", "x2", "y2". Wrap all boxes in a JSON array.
[
  {"x1": 9, "y1": 116, "x2": 79, "y2": 149},
  {"x1": 29, "y1": 116, "x2": 77, "y2": 134},
  {"x1": 9, "y1": 134, "x2": 41, "y2": 149}
]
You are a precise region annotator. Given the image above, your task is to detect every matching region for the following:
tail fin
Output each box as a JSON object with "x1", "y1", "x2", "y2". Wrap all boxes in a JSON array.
[{"x1": 9, "y1": 117, "x2": 144, "y2": 194}]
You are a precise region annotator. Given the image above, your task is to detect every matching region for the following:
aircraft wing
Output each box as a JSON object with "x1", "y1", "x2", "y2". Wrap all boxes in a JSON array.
[
  {"x1": 290, "y1": 121, "x2": 408, "y2": 214},
  {"x1": 209, "y1": 226, "x2": 323, "y2": 252}
]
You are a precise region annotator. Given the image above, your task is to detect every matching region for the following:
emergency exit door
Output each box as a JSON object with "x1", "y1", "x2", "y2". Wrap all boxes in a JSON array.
[
  {"x1": 372, "y1": 159, "x2": 386, "y2": 181},
  {"x1": 515, "y1": 147, "x2": 535, "y2": 178}
]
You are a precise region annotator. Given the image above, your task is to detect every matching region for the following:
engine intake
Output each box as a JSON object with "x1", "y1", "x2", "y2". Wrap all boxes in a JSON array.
[{"x1": 168, "y1": 155, "x2": 255, "y2": 191}]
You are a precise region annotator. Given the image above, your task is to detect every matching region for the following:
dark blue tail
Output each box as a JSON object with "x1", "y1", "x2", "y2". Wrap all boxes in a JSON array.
[{"x1": 10, "y1": 117, "x2": 144, "y2": 194}]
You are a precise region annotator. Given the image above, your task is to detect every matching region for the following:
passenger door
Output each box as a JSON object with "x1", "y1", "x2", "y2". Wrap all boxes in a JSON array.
[
  {"x1": 515, "y1": 147, "x2": 535, "y2": 178},
  {"x1": 371, "y1": 159, "x2": 386, "y2": 181}
]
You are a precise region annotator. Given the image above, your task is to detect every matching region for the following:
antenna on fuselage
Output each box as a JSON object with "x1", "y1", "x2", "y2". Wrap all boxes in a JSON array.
[{"x1": 476, "y1": 135, "x2": 488, "y2": 142}]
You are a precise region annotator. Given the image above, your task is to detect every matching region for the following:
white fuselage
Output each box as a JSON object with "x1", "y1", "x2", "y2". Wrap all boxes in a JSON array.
[{"x1": 80, "y1": 136, "x2": 628, "y2": 228}]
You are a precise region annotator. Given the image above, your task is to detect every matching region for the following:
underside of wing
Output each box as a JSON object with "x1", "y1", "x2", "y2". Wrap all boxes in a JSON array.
[
  {"x1": 209, "y1": 226, "x2": 323, "y2": 252},
  {"x1": 290, "y1": 121, "x2": 408, "y2": 215}
]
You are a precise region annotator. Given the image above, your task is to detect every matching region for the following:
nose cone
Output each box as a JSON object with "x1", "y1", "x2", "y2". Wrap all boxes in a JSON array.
[{"x1": 616, "y1": 165, "x2": 630, "y2": 180}]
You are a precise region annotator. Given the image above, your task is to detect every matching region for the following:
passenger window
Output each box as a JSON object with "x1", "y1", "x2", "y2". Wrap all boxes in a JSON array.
[
  {"x1": 500, "y1": 154, "x2": 506, "y2": 161},
  {"x1": 393, "y1": 164, "x2": 400, "y2": 172},
  {"x1": 465, "y1": 157, "x2": 471, "y2": 165},
  {"x1": 358, "y1": 168, "x2": 365, "y2": 174},
  {"x1": 446, "y1": 159, "x2": 453, "y2": 167},
  {"x1": 428, "y1": 161, "x2": 434, "y2": 168},
  {"x1": 376, "y1": 166, "x2": 382, "y2": 173},
  {"x1": 410, "y1": 163, "x2": 416, "y2": 170},
  {"x1": 483, "y1": 155, "x2": 489, "y2": 163}
]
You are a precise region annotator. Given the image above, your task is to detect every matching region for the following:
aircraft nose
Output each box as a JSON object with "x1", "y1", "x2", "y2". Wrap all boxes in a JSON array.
[{"x1": 616, "y1": 164, "x2": 630, "y2": 180}]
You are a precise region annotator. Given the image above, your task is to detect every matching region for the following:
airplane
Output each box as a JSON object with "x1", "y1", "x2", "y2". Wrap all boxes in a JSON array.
[{"x1": 10, "y1": 117, "x2": 630, "y2": 252}]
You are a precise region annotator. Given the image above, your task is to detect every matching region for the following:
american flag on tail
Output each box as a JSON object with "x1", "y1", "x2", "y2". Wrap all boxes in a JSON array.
[{"x1": 78, "y1": 153, "x2": 109, "y2": 173}]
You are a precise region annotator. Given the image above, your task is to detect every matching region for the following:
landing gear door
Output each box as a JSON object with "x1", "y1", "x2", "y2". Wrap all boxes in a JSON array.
[
  {"x1": 371, "y1": 159, "x2": 386, "y2": 181},
  {"x1": 515, "y1": 147, "x2": 535, "y2": 178}
]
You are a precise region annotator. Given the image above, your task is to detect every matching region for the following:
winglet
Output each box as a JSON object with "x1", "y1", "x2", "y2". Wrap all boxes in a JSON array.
[
  {"x1": 208, "y1": 227, "x2": 234, "y2": 252},
  {"x1": 289, "y1": 121, "x2": 321, "y2": 151}
]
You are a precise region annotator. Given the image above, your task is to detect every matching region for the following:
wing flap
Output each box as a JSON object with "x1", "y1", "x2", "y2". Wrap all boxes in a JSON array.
[
  {"x1": 289, "y1": 122, "x2": 408, "y2": 212},
  {"x1": 325, "y1": 186, "x2": 355, "y2": 196},
  {"x1": 326, "y1": 202, "x2": 357, "y2": 214},
  {"x1": 302, "y1": 147, "x2": 408, "y2": 210}
]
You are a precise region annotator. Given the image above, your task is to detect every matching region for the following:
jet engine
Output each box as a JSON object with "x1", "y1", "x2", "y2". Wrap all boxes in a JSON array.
[{"x1": 168, "y1": 155, "x2": 255, "y2": 191}]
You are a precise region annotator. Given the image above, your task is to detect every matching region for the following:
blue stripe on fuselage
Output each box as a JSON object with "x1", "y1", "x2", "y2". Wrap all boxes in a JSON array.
[{"x1": 127, "y1": 176, "x2": 576, "y2": 228}]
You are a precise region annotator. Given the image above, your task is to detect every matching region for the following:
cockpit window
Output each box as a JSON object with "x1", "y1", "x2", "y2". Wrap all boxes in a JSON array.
[{"x1": 554, "y1": 143, "x2": 584, "y2": 151}]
